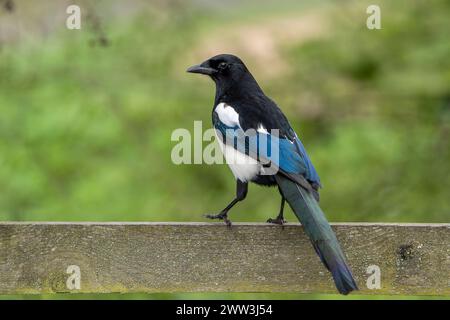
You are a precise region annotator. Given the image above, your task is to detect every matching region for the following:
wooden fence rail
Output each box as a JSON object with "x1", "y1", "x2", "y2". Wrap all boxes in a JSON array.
[{"x1": 0, "y1": 222, "x2": 448, "y2": 295}]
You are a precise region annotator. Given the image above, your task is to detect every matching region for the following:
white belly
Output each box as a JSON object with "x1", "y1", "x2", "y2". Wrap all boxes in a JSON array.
[
  {"x1": 217, "y1": 136, "x2": 261, "y2": 182},
  {"x1": 213, "y1": 103, "x2": 263, "y2": 182}
]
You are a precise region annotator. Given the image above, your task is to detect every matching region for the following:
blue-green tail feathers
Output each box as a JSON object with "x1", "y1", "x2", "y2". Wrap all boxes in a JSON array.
[{"x1": 275, "y1": 174, "x2": 358, "y2": 295}]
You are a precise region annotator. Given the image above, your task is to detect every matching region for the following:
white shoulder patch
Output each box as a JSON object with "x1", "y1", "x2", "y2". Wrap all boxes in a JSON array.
[
  {"x1": 215, "y1": 103, "x2": 240, "y2": 128},
  {"x1": 257, "y1": 124, "x2": 269, "y2": 134}
]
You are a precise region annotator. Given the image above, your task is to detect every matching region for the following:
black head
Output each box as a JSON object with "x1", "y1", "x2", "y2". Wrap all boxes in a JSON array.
[{"x1": 187, "y1": 54, "x2": 261, "y2": 96}]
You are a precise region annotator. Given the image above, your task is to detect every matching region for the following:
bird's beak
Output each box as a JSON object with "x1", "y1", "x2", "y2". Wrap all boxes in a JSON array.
[{"x1": 186, "y1": 63, "x2": 216, "y2": 75}]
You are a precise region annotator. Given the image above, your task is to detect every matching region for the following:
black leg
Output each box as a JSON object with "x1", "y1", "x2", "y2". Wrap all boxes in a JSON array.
[
  {"x1": 267, "y1": 187, "x2": 287, "y2": 225},
  {"x1": 205, "y1": 180, "x2": 248, "y2": 227}
]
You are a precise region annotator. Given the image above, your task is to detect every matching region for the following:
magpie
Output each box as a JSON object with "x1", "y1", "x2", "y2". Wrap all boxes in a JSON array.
[{"x1": 187, "y1": 54, "x2": 358, "y2": 295}]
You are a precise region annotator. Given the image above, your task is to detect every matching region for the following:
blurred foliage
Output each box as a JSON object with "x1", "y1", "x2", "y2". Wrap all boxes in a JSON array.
[{"x1": 0, "y1": 0, "x2": 448, "y2": 299}]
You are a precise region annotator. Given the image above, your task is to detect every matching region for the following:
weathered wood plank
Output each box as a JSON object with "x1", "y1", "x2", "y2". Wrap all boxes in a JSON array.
[{"x1": 0, "y1": 222, "x2": 448, "y2": 295}]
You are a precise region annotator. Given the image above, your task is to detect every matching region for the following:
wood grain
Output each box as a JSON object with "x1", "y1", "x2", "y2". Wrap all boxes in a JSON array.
[{"x1": 0, "y1": 222, "x2": 448, "y2": 295}]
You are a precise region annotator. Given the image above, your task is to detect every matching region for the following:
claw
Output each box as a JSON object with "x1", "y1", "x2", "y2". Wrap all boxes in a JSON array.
[
  {"x1": 266, "y1": 217, "x2": 287, "y2": 225},
  {"x1": 204, "y1": 212, "x2": 232, "y2": 227}
]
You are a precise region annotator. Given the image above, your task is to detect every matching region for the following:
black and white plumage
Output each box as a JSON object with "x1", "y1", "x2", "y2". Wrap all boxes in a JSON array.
[
  {"x1": 187, "y1": 54, "x2": 358, "y2": 295},
  {"x1": 214, "y1": 102, "x2": 272, "y2": 183}
]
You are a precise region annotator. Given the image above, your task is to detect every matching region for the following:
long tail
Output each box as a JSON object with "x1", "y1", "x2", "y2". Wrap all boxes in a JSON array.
[{"x1": 275, "y1": 174, "x2": 358, "y2": 295}]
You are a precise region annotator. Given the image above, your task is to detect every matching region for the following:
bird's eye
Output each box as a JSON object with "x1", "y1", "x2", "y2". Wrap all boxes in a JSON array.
[{"x1": 218, "y1": 62, "x2": 228, "y2": 70}]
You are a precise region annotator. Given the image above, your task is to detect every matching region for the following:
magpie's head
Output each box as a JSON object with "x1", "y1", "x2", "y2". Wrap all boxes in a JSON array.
[{"x1": 187, "y1": 54, "x2": 257, "y2": 91}]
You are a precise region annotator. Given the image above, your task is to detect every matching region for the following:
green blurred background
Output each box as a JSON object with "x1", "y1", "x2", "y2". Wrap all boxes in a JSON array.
[{"x1": 0, "y1": 0, "x2": 449, "y2": 299}]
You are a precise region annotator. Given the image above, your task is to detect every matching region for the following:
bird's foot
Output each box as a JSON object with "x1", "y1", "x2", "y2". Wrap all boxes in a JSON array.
[
  {"x1": 266, "y1": 217, "x2": 287, "y2": 226},
  {"x1": 204, "y1": 212, "x2": 232, "y2": 227}
]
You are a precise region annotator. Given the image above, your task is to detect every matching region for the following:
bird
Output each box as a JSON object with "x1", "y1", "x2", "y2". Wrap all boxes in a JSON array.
[{"x1": 187, "y1": 54, "x2": 358, "y2": 295}]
